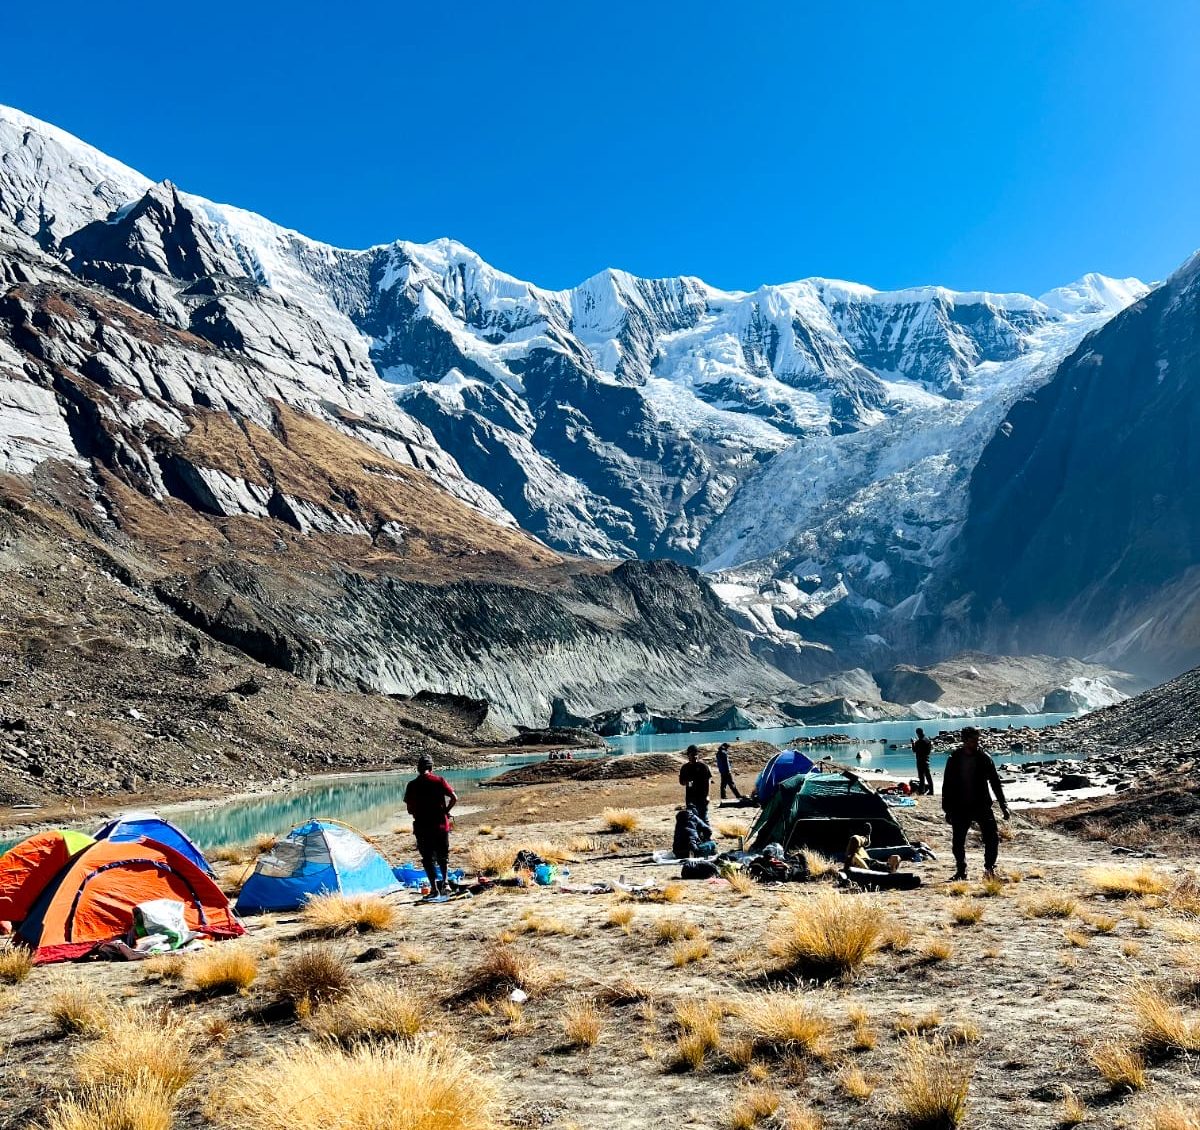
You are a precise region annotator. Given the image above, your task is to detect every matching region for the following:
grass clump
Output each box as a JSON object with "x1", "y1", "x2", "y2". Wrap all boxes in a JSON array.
[
  {"x1": 1060, "y1": 1085, "x2": 1088, "y2": 1127},
  {"x1": 1128, "y1": 982, "x2": 1200, "y2": 1054},
  {"x1": 918, "y1": 938, "x2": 954, "y2": 964},
  {"x1": 604, "y1": 904, "x2": 635, "y2": 930},
  {"x1": 515, "y1": 910, "x2": 573, "y2": 937},
  {"x1": 728, "y1": 1086, "x2": 780, "y2": 1129},
  {"x1": 271, "y1": 945, "x2": 352, "y2": 1012},
  {"x1": 1140, "y1": 1103, "x2": 1200, "y2": 1130},
  {"x1": 768, "y1": 890, "x2": 884, "y2": 980},
  {"x1": 672, "y1": 998, "x2": 724, "y2": 1071},
  {"x1": 457, "y1": 946, "x2": 538, "y2": 1001},
  {"x1": 561, "y1": 998, "x2": 604, "y2": 1048},
  {"x1": 302, "y1": 893, "x2": 397, "y2": 935},
  {"x1": 951, "y1": 901, "x2": 984, "y2": 926},
  {"x1": 185, "y1": 946, "x2": 258, "y2": 996},
  {"x1": 306, "y1": 983, "x2": 427, "y2": 1044},
  {"x1": 141, "y1": 954, "x2": 185, "y2": 982},
  {"x1": 47, "y1": 984, "x2": 110, "y2": 1037},
  {"x1": 74, "y1": 1007, "x2": 201, "y2": 1095},
  {"x1": 891, "y1": 1036, "x2": 972, "y2": 1129},
  {"x1": 1023, "y1": 893, "x2": 1078, "y2": 919},
  {"x1": 836, "y1": 1063, "x2": 874, "y2": 1102},
  {"x1": 209, "y1": 1039, "x2": 500, "y2": 1130},
  {"x1": 0, "y1": 943, "x2": 33, "y2": 984},
  {"x1": 742, "y1": 991, "x2": 829, "y2": 1058},
  {"x1": 652, "y1": 917, "x2": 698, "y2": 945},
  {"x1": 1089, "y1": 1040, "x2": 1146, "y2": 1091},
  {"x1": 42, "y1": 1080, "x2": 177, "y2": 1130},
  {"x1": 1088, "y1": 866, "x2": 1169, "y2": 899},
  {"x1": 601, "y1": 808, "x2": 640, "y2": 833},
  {"x1": 671, "y1": 936, "x2": 712, "y2": 966}
]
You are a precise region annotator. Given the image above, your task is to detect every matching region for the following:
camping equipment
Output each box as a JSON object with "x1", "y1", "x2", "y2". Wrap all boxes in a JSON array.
[
  {"x1": 17, "y1": 838, "x2": 242, "y2": 963},
  {"x1": 234, "y1": 819, "x2": 399, "y2": 914},
  {"x1": 94, "y1": 812, "x2": 216, "y2": 877},
  {"x1": 842, "y1": 867, "x2": 923, "y2": 891},
  {"x1": 748, "y1": 770, "x2": 912, "y2": 857},
  {"x1": 753, "y1": 749, "x2": 816, "y2": 804},
  {"x1": 0, "y1": 829, "x2": 94, "y2": 925}
]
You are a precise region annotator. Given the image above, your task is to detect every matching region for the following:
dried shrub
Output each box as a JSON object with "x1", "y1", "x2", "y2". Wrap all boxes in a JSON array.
[
  {"x1": 301, "y1": 893, "x2": 397, "y2": 936},
  {"x1": 769, "y1": 890, "x2": 885, "y2": 980}
]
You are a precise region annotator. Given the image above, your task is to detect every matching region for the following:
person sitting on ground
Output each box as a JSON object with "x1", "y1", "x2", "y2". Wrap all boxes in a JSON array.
[
  {"x1": 715, "y1": 742, "x2": 742, "y2": 801},
  {"x1": 941, "y1": 725, "x2": 1010, "y2": 882},
  {"x1": 679, "y1": 745, "x2": 713, "y2": 820},
  {"x1": 844, "y1": 833, "x2": 901, "y2": 874},
  {"x1": 672, "y1": 804, "x2": 715, "y2": 859},
  {"x1": 403, "y1": 754, "x2": 457, "y2": 897}
]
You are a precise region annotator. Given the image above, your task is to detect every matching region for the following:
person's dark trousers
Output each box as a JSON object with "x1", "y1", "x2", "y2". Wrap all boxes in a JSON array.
[
  {"x1": 916, "y1": 759, "x2": 934, "y2": 796},
  {"x1": 416, "y1": 827, "x2": 450, "y2": 891},
  {"x1": 719, "y1": 772, "x2": 742, "y2": 800},
  {"x1": 689, "y1": 797, "x2": 709, "y2": 822},
  {"x1": 950, "y1": 808, "x2": 999, "y2": 874}
]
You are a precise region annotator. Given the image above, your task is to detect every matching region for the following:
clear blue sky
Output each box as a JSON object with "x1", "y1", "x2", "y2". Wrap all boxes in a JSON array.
[{"x1": 4, "y1": 1, "x2": 1198, "y2": 294}]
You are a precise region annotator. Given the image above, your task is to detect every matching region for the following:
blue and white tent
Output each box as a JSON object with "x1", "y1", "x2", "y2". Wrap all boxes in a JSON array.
[
  {"x1": 94, "y1": 811, "x2": 216, "y2": 878},
  {"x1": 234, "y1": 819, "x2": 400, "y2": 915}
]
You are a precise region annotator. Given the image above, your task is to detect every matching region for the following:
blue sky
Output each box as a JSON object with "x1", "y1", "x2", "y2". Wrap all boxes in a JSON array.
[{"x1": 4, "y1": 1, "x2": 1197, "y2": 294}]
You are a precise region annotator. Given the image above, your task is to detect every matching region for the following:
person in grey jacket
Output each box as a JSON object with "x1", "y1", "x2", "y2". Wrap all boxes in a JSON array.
[{"x1": 941, "y1": 726, "x2": 1010, "y2": 881}]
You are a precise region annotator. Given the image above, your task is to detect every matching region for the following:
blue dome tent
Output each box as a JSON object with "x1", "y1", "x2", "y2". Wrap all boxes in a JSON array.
[
  {"x1": 94, "y1": 811, "x2": 215, "y2": 878},
  {"x1": 235, "y1": 819, "x2": 400, "y2": 915},
  {"x1": 753, "y1": 749, "x2": 816, "y2": 805}
]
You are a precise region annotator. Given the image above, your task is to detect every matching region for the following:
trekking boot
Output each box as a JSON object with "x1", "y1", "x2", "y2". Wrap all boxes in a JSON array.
[
  {"x1": 982, "y1": 869, "x2": 997, "y2": 882},
  {"x1": 951, "y1": 869, "x2": 967, "y2": 882}
]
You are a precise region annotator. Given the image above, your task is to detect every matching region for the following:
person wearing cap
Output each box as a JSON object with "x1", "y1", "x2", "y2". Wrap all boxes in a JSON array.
[
  {"x1": 715, "y1": 742, "x2": 742, "y2": 801},
  {"x1": 404, "y1": 754, "x2": 457, "y2": 897},
  {"x1": 941, "y1": 726, "x2": 1010, "y2": 881},
  {"x1": 911, "y1": 727, "x2": 934, "y2": 796},
  {"x1": 678, "y1": 745, "x2": 713, "y2": 820}
]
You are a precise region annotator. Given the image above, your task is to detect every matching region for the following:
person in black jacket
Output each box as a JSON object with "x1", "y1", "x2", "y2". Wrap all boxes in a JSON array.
[
  {"x1": 911, "y1": 728, "x2": 934, "y2": 796},
  {"x1": 679, "y1": 745, "x2": 713, "y2": 820},
  {"x1": 941, "y1": 726, "x2": 1010, "y2": 881},
  {"x1": 672, "y1": 805, "x2": 714, "y2": 859}
]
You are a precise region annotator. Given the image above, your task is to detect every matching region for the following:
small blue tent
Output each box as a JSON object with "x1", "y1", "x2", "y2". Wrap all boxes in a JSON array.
[
  {"x1": 754, "y1": 749, "x2": 816, "y2": 805},
  {"x1": 235, "y1": 819, "x2": 400, "y2": 915},
  {"x1": 94, "y1": 811, "x2": 215, "y2": 878}
]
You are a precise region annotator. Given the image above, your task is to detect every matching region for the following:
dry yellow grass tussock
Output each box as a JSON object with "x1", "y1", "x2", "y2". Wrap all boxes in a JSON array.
[
  {"x1": 726, "y1": 870, "x2": 755, "y2": 896},
  {"x1": 605, "y1": 904, "x2": 635, "y2": 930},
  {"x1": 673, "y1": 998, "x2": 724, "y2": 1070},
  {"x1": 951, "y1": 901, "x2": 984, "y2": 926},
  {"x1": 47, "y1": 985, "x2": 111, "y2": 1038},
  {"x1": 561, "y1": 998, "x2": 604, "y2": 1048},
  {"x1": 0, "y1": 943, "x2": 33, "y2": 984},
  {"x1": 1128, "y1": 982, "x2": 1200, "y2": 1053},
  {"x1": 184, "y1": 946, "x2": 258, "y2": 996},
  {"x1": 836, "y1": 1063, "x2": 875, "y2": 1101},
  {"x1": 1088, "y1": 866, "x2": 1169, "y2": 899},
  {"x1": 797, "y1": 850, "x2": 839, "y2": 879},
  {"x1": 1140, "y1": 1102, "x2": 1200, "y2": 1130},
  {"x1": 1089, "y1": 1040, "x2": 1147, "y2": 1091},
  {"x1": 301, "y1": 893, "x2": 397, "y2": 935},
  {"x1": 742, "y1": 991, "x2": 829, "y2": 1057},
  {"x1": 601, "y1": 808, "x2": 640, "y2": 833},
  {"x1": 457, "y1": 946, "x2": 540, "y2": 1000},
  {"x1": 1060, "y1": 1085, "x2": 1087, "y2": 1127},
  {"x1": 306, "y1": 982, "x2": 428, "y2": 1044},
  {"x1": 42, "y1": 1079, "x2": 177, "y2": 1130},
  {"x1": 209, "y1": 1038, "x2": 501, "y2": 1130},
  {"x1": 270, "y1": 945, "x2": 352, "y2": 1011},
  {"x1": 715, "y1": 819, "x2": 750, "y2": 839},
  {"x1": 891, "y1": 1036, "x2": 972, "y2": 1129},
  {"x1": 671, "y1": 936, "x2": 712, "y2": 966},
  {"x1": 768, "y1": 890, "x2": 885, "y2": 980},
  {"x1": 74, "y1": 1007, "x2": 201, "y2": 1095},
  {"x1": 652, "y1": 917, "x2": 698, "y2": 945},
  {"x1": 1022, "y1": 893, "x2": 1078, "y2": 919},
  {"x1": 918, "y1": 938, "x2": 954, "y2": 964},
  {"x1": 728, "y1": 1086, "x2": 781, "y2": 1129},
  {"x1": 140, "y1": 954, "x2": 185, "y2": 982}
]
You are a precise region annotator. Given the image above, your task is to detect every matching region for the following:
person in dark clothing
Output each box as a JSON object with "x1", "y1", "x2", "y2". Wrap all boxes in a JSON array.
[
  {"x1": 403, "y1": 754, "x2": 457, "y2": 897},
  {"x1": 912, "y1": 727, "x2": 934, "y2": 796},
  {"x1": 679, "y1": 745, "x2": 712, "y2": 820},
  {"x1": 941, "y1": 726, "x2": 1009, "y2": 881},
  {"x1": 715, "y1": 742, "x2": 742, "y2": 800},
  {"x1": 672, "y1": 804, "x2": 714, "y2": 859}
]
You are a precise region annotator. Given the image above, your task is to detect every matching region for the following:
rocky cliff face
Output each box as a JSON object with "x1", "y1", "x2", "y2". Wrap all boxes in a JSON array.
[{"x1": 944, "y1": 252, "x2": 1200, "y2": 681}]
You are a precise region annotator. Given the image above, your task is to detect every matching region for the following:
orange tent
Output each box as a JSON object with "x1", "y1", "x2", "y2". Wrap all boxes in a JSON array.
[
  {"x1": 16, "y1": 837, "x2": 243, "y2": 964},
  {"x1": 0, "y1": 829, "x2": 94, "y2": 925}
]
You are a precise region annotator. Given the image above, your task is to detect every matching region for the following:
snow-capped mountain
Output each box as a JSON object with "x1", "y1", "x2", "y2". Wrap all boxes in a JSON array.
[{"x1": 0, "y1": 104, "x2": 1157, "y2": 687}]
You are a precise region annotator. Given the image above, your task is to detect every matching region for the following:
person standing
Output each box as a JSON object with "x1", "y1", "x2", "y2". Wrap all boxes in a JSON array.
[
  {"x1": 911, "y1": 727, "x2": 934, "y2": 796},
  {"x1": 941, "y1": 726, "x2": 1010, "y2": 881},
  {"x1": 715, "y1": 742, "x2": 742, "y2": 801},
  {"x1": 404, "y1": 754, "x2": 457, "y2": 899},
  {"x1": 679, "y1": 745, "x2": 713, "y2": 821}
]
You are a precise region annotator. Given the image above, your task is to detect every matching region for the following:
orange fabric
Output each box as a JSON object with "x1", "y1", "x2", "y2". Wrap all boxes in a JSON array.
[
  {"x1": 19, "y1": 838, "x2": 242, "y2": 964},
  {"x1": 0, "y1": 831, "x2": 83, "y2": 923}
]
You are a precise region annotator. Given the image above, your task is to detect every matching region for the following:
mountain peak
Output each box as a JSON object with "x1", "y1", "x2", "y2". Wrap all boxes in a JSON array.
[{"x1": 1038, "y1": 273, "x2": 1150, "y2": 315}]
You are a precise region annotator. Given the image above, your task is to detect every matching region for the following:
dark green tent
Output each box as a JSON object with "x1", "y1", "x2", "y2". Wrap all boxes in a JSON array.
[{"x1": 748, "y1": 771, "x2": 909, "y2": 857}]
